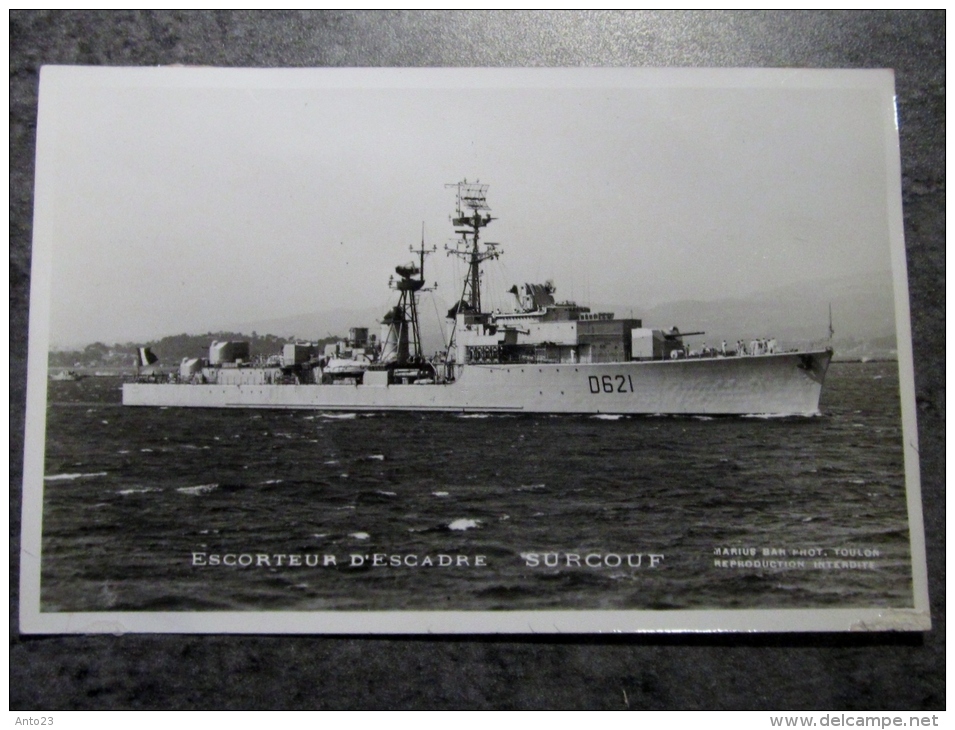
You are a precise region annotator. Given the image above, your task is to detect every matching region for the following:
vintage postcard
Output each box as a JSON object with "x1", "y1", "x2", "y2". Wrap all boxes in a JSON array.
[{"x1": 20, "y1": 67, "x2": 929, "y2": 633}]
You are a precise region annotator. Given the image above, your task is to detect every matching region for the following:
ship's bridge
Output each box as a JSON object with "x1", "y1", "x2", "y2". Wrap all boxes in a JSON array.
[{"x1": 456, "y1": 308, "x2": 641, "y2": 368}]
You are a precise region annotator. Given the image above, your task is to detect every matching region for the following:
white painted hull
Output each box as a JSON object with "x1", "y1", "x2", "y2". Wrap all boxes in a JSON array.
[{"x1": 123, "y1": 350, "x2": 832, "y2": 416}]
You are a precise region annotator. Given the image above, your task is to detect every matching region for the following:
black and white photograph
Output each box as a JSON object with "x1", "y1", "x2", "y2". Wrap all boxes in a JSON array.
[{"x1": 20, "y1": 66, "x2": 928, "y2": 634}]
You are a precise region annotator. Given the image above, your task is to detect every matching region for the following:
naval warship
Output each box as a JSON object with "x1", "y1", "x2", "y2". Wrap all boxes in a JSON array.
[{"x1": 123, "y1": 182, "x2": 832, "y2": 415}]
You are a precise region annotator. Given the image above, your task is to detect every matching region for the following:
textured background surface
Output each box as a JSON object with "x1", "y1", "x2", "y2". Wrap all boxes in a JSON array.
[{"x1": 10, "y1": 10, "x2": 944, "y2": 710}]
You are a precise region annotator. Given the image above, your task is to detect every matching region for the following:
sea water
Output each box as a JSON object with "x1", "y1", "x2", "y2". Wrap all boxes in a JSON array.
[{"x1": 37, "y1": 361, "x2": 914, "y2": 612}]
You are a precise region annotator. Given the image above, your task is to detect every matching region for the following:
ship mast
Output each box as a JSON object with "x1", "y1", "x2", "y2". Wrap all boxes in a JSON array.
[
  {"x1": 387, "y1": 231, "x2": 435, "y2": 364},
  {"x1": 445, "y1": 180, "x2": 500, "y2": 313}
]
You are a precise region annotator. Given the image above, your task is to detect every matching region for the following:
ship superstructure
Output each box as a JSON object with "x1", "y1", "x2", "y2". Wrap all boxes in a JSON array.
[{"x1": 123, "y1": 182, "x2": 832, "y2": 415}]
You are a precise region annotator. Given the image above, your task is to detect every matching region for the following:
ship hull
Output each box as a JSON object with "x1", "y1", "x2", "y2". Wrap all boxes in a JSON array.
[{"x1": 123, "y1": 349, "x2": 832, "y2": 416}]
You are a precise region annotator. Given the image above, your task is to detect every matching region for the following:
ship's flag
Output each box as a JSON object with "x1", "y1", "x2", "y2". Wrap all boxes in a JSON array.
[{"x1": 138, "y1": 347, "x2": 159, "y2": 367}]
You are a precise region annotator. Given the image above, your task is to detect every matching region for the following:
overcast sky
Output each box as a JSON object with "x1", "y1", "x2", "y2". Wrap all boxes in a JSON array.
[{"x1": 33, "y1": 67, "x2": 902, "y2": 347}]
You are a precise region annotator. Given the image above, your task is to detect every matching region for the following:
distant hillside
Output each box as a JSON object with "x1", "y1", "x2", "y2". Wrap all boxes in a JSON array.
[
  {"x1": 236, "y1": 307, "x2": 391, "y2": 342},
  {"x1": 49, "y1": 331, "x2": 338, "y2": 371},
  {"x1": 236, "y1": 271, "x2": 900, "y2": 360},
  {"x1": 609, "y1": 271, "x2": 898, "y2": 359},
  {"x1": 52, "y1": 271, "x2": 901, "y2": 367}
]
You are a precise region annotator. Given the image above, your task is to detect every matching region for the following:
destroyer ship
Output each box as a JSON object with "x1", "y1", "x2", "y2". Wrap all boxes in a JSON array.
[{"x1": 123, "y1": 182, "x2": 832, "y2": 415}]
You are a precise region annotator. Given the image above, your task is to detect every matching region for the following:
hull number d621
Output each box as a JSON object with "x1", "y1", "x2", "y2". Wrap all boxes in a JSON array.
[{"x1": 588, "y1": 374, "x2": 635, "y2": 394}]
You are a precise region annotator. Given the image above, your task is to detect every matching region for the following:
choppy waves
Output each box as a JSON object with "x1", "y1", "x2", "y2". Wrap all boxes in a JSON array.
[{"x1": 39, "y1": 362, "x2": 914, "y2": 612}]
